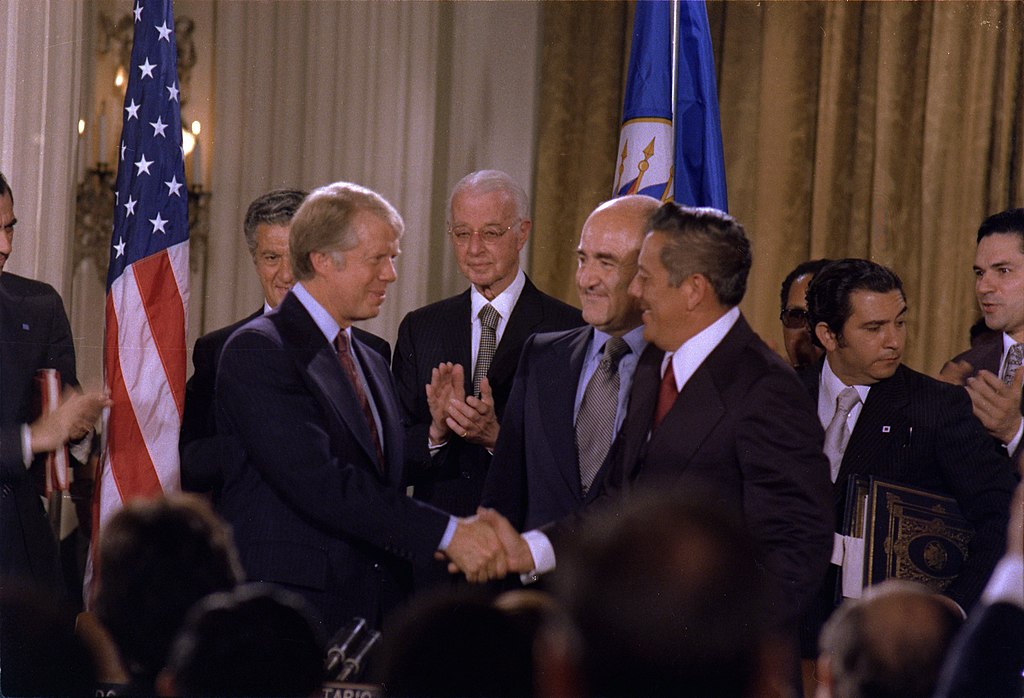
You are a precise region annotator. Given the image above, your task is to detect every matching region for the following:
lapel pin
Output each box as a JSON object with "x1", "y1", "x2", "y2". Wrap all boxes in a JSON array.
[
  {"x1": 881, "y1": 426, "x2": 891, "y2": 433},
  {"x1": 21, "y1": 323, "x2": 29, "y2": 331}
]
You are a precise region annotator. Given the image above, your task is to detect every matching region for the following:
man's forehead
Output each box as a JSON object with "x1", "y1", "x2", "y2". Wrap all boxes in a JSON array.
[
  {"x1": 848, "y1": 288, "x2": 906, "y2": 316},
  {"x1": 451, "y1": 188, "x2": 515, "y2": 218}
]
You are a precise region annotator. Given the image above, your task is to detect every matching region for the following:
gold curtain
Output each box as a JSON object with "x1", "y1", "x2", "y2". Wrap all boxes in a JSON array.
[{"x1": 532, "y1": 1, "x2": 1024, "y2": 374}]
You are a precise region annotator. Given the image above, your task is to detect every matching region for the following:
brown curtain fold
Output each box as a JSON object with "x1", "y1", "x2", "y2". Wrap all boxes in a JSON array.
[{"x1": 532, "y1": 0, "x2": 1023, "y2": 374}]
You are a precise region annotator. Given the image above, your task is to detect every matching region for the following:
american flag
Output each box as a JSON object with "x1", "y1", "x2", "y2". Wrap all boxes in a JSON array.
[{"x1": 93, "y1": 0, "x2": 188, "y2": 571}]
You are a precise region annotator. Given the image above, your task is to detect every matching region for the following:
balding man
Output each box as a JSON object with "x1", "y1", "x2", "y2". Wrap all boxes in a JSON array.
[{"x1": 482, "y1": 195, "x2": 659, "y2": 530}]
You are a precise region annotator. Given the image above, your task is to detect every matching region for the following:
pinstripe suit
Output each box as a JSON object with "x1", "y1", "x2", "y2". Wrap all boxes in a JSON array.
[{"x1": 799, "y1": 362, "x2": 1016, "y2": 649}]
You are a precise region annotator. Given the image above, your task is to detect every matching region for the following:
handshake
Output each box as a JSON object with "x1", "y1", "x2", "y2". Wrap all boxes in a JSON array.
[{"x1": 440, "y1": 508, "x2": 537, "y2": 583}]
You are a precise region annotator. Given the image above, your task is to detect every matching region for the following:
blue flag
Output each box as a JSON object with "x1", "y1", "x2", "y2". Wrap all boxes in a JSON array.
[{"x1": 613, "y1": 0, "x2": 728, "y2": 211}]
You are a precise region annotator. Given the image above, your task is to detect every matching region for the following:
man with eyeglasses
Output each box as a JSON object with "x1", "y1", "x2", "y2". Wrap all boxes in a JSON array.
[
  {"x1": 393, "y1": 170, "x2": 582, "y2": 588},
  {"x1": 481, "y1": 195, "x2": 658, "y2": 531},
  {"x1": 779, "y1": 259, "x2": 831, "y2": 369}
]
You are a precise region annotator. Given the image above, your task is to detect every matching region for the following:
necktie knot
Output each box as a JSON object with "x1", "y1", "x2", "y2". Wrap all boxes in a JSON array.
[
  {"x1": 478, "y1": 303, "x2": 500, "y2": 330},
  {"x1": 600, "y1": 337, "x2": 630, "y2": 371},
  {"x1": 1002, "y1": 343, "x2": 1024, "y2": 385},
  {"x1": 835, "y1": 386, "x2": 861, "y2": 416}
]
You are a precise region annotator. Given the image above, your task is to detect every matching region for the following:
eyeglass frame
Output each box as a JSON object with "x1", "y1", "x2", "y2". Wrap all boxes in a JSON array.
[
  {"x1": 447, "y1": 221, "x2": 520, "y2": 246},
  {"x1": 780, "y1": 307, "x2": 810, "y2": 330}
]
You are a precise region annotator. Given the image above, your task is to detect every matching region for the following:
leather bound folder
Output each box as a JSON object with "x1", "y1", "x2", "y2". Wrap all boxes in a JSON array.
[{"x1": 844, "y1": 476, "x2": 973, "y2": 595}]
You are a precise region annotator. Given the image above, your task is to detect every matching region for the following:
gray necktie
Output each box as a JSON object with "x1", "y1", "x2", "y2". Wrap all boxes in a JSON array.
[
  {"x1": 473, "y1": 304, "x2": 500, "y2": 397},
  {"x1": 1001, "y1": 343, "x2": 1024, "y2": 386},
  {"x1": 575, "y1": 337, "x2": 630, "y2": 495},
  {"x1": 824, "y1": 387, "x2": 860, "y2": 482}
]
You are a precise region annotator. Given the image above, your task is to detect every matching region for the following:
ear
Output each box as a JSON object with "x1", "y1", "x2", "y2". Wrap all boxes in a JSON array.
[
  {"x1": 515, "y1": 219, "x2": 531, "y2": 251},
  {"x1": 684, "y1": 273, "x2": 709, "y2": 311},
  {"x1": 310, "y1": 250, "x2": 336, "y2": 275},
  {"x1": 815, "y1": 322, "x2": 839, "y2": 352}
]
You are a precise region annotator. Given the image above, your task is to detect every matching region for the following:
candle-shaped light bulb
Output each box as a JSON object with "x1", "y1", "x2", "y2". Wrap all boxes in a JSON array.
[{"x1": 191, "y1": 121, "x2": 203, "y2": 187}]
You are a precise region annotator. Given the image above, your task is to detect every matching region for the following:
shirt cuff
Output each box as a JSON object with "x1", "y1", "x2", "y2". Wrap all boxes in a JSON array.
[
  {"x1": 428, "y1": 437, "x2": 448, "y2": 454},
  {"x1": 20, "y1": 425, "x2": 32, "y2": 468},
  {"x1": 519, "y1": 529, "x2": 556, "y2": 584},
  {"x1": 1004, "y1": 418, "x2": 1023, "y2": 456},
  {"x1": 437, "y1": 515, "x2": 458, "y2": 552},
  {"x1": 981, "y1": 555, "x2": 1024, "y2": 609}
]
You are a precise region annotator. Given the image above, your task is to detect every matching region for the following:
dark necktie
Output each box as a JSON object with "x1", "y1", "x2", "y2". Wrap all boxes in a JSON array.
[
  {"x1": 575, "y1": 337, "x2": 630, "y2": 495},
  {"x1": 653, "y1": 357, "x2": 678, "y2": 428},
  {"x1": 473, "y1": 304, "x2": 500, "y2": 397},
  {"x1": 336, "y1": 332, "x2": 384, "y2": 472}
]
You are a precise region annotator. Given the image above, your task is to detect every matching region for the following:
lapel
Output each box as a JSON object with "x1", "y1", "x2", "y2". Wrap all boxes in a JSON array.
[
  {"x1": 352, "y1": 337, "x2": 403, "y2": 484},
  {"x1": 0, "y1": 279, "x2": 32, "y2": 422},
  {"x1": 541, "y1": 326, "x2": 593, "y2": 497},
  {"x1": 488, "y1": 278, "x2": 546, "y2": 395},
  {"x1": 613, "y1": 343, "x2": 662, "y2": 484},
  {"x1": 279, "y1": 294, "x2": 382, "y2": 477},
  {"x1": 448, "y1": 290, "x2": 475, "y2": 396},
  {"x1": 835, "y1": 366, "x2": 911, "y2": 500}
]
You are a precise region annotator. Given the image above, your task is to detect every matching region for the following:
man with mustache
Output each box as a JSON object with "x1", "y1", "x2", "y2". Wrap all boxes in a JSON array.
[{"x1": 798, "y1": 258, "x2": 1015, "y2": 655}]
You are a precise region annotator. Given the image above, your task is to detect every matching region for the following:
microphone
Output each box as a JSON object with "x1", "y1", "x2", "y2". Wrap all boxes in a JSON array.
[
  {"x1": 324, "y1": 617, "x2": 367, "y2": 679},
  {"x1": 336, "y1": 629, "x2": 382, "y2": 682}
]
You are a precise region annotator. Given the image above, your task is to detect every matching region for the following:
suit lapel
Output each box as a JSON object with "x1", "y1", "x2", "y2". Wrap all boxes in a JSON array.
[
  {"x1": 353, "y1": 337, "x2": 403, "y2": 484},
  {"x1": 835, "y1": 367, "x2": 910, "y2": 499},
  {"x1": 546, "y1": 327, "x2": 592, "y2": 496},
  {"x1": 448, "y1": 290, "x2": 475, "y2": 396},
  {"x1": 281, "y1": 295, "x2": 381, "y2": 474}
]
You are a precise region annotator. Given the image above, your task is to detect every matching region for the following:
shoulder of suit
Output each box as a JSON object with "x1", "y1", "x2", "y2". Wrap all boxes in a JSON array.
[
  {"x1": 0, "y1": 272, "x2": 61, "y2": 299},
  {"x1": 398, "y1": 289, "x2": 470, "y2": 327},
  {"x1": 894, "y1": 362, "x2": 965, "y2": 398},
  {"x1": 195, "y1": 312, "x2": 260, "y2": 351},
  {"x1": 528, "y1": 325, "x2": 590, "y2": 351},
  {"x1": 952, "y1": 333, "x2": 1003, "y2": 367}
]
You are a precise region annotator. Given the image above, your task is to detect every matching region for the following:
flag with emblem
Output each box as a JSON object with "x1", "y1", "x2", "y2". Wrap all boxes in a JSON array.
[
  {"x1": 613, "y1": 0, "x2": 728, "y2": 209},
  {"x1": 93, "y1": 0, "x2": 188, "y2": 580}
]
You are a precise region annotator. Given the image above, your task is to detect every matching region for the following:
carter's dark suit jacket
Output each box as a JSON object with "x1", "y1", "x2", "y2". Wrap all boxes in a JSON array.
[
  {"x1": 180, "y1": 306, "x2": 390, "y2": 495},
  {"x1": 214, "y1": 292, "x2": 449, "y2": 634},
  {"x1": 948, "y1": 332, "x2": 1024, "y2": 462},
  {"x1": 799, "y1": 362, "x2": 1014, "y2": 612},
  {"x1": 393, "y1": 277, "x2": 583, "y2": 518},
  {"x1": 549, "y1": 314, "x2": 834, "y2": 633},
  {"x1": 481, "y1": 325, "x2": 609, "y2": 530},
  {"x1": 934, "y1": 601, "x2": 1024, "y2": 698},
  {"x1": 0, "y1": 273, "x2": 77, "y2": 596}
]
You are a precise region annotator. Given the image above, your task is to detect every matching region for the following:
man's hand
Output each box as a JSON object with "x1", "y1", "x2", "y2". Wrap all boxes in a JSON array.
[
  {"x1": 30, "y1": 390, "x2": 109, "y2": 454},
  {"x1": 965, "y1": 368, "x2": 1024, "y2": 445},
  {"x1": 444, "y1": 514, "x2": 507, "y2": 583},
  {"x1": 426, "y1": 362, "x2": 465, "y2": 444},
  {"x1": 937, "y1": 359, "x2": 973, "y2": 385},
  {"x1": 445, "y1": 377, "x2": 500, "y2": 450},
  {"x1": 476, "y1": 507, "x2": 535, "y2": 574}
]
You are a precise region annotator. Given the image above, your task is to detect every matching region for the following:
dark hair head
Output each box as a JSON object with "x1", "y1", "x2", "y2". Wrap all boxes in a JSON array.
[
  {"x1": 650, "y1": 203, "x2": 752, "y2": 307},
  {"x1": 95, "y1": 494, "x2": 243, "y2": 690},
  {"x1": 976, "y1": 208, "x2": 1024, "y2": 251},
  {"x1": 165, "y1": 584, "x2": 324, "y2": 697},
  {"x1": 555, "y1": 489, "x2": 770, "y2": 697},
  {"x1": 780, "y1": 259, "x2": 832, "y2": 313},
  {"x1": 0, "y1": 172, "x2": 11, "y2": 205},
  {"x1": 806, "y1": 259, "x2": 904, "y2": 349},
  {"x1": 377, "y1": 590, "x2": 534, "y2": 698},
  {"x1": 243, "y1": 189, "x2": 308, "y2": 255}
]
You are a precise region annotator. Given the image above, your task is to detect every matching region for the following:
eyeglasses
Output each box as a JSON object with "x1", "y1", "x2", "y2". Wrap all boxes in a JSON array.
[
  {"x1": 780, "y1": 307, "x2": 810, "y2": 330},
  {"x1": 448, "y1": 222, "x2": 517, "y2": 246}
]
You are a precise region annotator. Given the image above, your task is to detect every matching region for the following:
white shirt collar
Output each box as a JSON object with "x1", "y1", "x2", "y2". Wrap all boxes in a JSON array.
[
  {"x1": 470, "y1": 268, "x2": 526, "y2": 324},
  {"x1": 588, "y1": 325, "x2": 647, "y2": 363},
  {"x1": 291, "y1": 282, "x2": 345, "y2": 344},
  {"x1": 820, "y1": 356, "x2": 872, "y2": 408},
  {"x1": 662, "y1": 306, "x2": 741, "y2": 390}
]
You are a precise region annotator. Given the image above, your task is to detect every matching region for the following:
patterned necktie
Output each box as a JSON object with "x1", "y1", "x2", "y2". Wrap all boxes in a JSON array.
[
  {"x1": 1001, "y1": 343, "x2": 1024, "y2": 385},
  {"x1": 336, "y1": 332, "x2": 384, "y2": 472},
  {"x1": 653, "y1": 357, "x2": 677, "y2": 429},
  {"x1": 823, "y1": 386, "x2": 861, "y2": 482},
  {"x1": 575, "y1": 337, "x2": 630, "y2": 495},
  {"x1": 473, "y1": 303, "x2": 500, "y2": 398}
]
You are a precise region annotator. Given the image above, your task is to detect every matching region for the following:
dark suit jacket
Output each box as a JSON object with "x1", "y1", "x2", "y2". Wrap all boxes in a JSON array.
[
  {"x1": 949, "y1": 332, "x2": 1024, "y2": 461},
  {"x1": 180, "y1": 305, "x2": 390, "y2": 495},
  {"x1": 799, "y1": 362, "x2": 1014, "y2": 611},
  {"x1": 934, "y1": 601, "x2": 1024, "y2": 698},
  {"x1": 550, "y1": 315, "x2": 834, "y2": 633},
  {"x1": 481, "y1": 325, "x2": 608, "y2": 530},
  {"x1": 214, "y1": 292, "x2": 449, "y2": 634},
  {"x1": 0, "y1": 273, "x2": 77, "y2": 596},
  {"x1": 393, "y1": 276, "x2": 583, "y2": 518}
]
